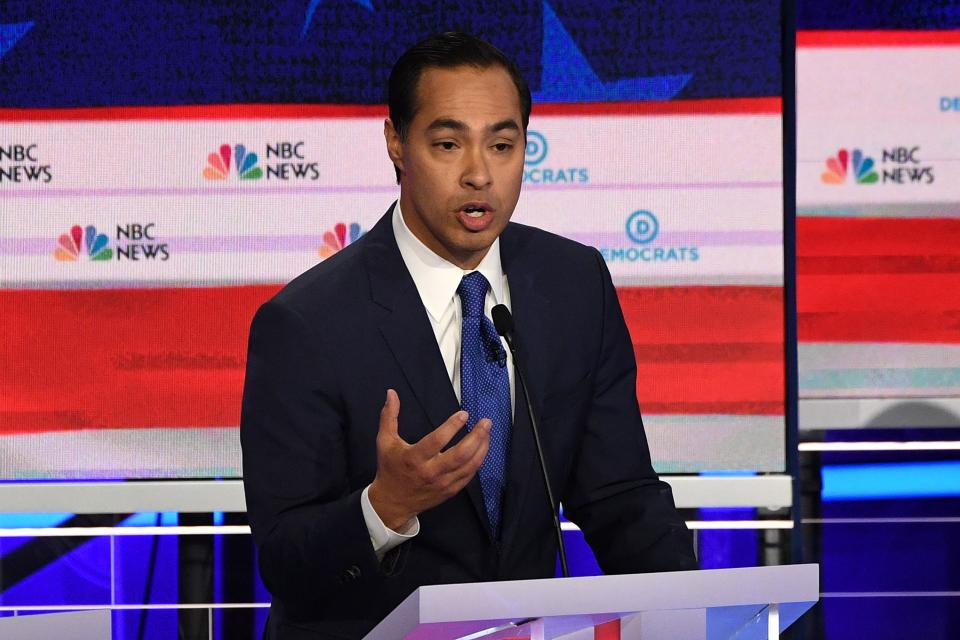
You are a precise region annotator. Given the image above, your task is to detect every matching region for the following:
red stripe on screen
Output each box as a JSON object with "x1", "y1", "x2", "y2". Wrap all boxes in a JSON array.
[
  {"x1": 797, "y1": 30, "x2": 960, "y2": 48},
  {"x1": 642, "y1": 401, "x2": 784, "y2": 414},
  {"x1": 618, "y1": 286, "x2": 784, "y2": 343},
  {"x1": 799, "y1": 309, "x2": 960, "y2": 343},
  {"x1": 0, "y1": 104, "x2": 389, "y2": 121},
  {"x1": 799, "y1": 255, "x2": 960, "y2": 275},
  {"x1": 797, "y1": 216, "x2": 960, "y2": 343},
  {"x1": 799, "y1": 273, "x2": 960, "y2": 313},
  {"x1": 0, "y1": 285, "x2": 783, "y2": 435},
  {"x1": 532, "y1": 97, "x2": 781, "y2": 116},
  {"x1": 619, "y1": 287, "x2": 785, "y2": 415},
  {"x1": 0, "y1": 97, "x2": 780, "y2": 122},
  {"x1": 798, "y1": 217, "x2": 960, "y2": 258},
  {"x1": 0, "y1": 286, "x2": 279, "y2": 435}
]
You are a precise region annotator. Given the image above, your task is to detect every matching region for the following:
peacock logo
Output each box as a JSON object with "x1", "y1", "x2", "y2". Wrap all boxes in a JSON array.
[
  {"x1": 203, "y1": 144, "x2": 263, "y2": 181},
  {"x1": 821, "y1": 148, "x2": 879, "y2": 185},
  {"x1": 319, "y1": 222, "x2": 363, "y2": 259},
  {"x1": 54, "y1": 225, "x2": 113, "y2": 261}
]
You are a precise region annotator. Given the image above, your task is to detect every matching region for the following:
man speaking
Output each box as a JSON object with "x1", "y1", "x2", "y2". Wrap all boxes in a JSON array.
[{"x1": 241, "y1": 32, "x2": 697, "y2": 640}]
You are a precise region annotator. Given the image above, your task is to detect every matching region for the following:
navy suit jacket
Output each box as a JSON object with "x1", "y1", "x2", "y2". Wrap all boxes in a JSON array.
[{"x1": 240, "y1": 207, "x2": 696, "y2": 639}]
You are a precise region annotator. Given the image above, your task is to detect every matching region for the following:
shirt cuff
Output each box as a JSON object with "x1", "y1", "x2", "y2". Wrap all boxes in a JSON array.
[{"x1": 361, "y1": 484, "x2": 420, "y2": 561}]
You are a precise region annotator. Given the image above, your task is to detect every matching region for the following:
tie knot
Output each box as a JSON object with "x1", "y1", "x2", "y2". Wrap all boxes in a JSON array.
[{"x1": 457, "y1": 271, "x2": 490, "y2": 318}]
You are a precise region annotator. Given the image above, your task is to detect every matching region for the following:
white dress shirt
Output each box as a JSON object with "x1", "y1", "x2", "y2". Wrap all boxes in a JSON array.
[{"x1": 360, "y1": 201, "x2": 514, "y2": 559}]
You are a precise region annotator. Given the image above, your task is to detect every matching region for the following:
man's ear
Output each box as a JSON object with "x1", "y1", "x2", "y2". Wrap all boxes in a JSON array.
[{"x1": 384, "y1": 118, "x2": 404, "y2": 175}]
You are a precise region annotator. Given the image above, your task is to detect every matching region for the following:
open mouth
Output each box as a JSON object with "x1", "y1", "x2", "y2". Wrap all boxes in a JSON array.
[
  {"x1": 462, "y1": 205, "x2": 487, "y2": 217},
  {"x1": 457, "y1": 203, "x2": 494, "y2": 231}
]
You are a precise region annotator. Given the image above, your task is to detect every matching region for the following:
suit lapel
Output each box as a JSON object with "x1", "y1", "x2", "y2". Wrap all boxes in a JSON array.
[
  {"x1": 363, "y1": 207, "x2": 489, "y2": 536},
  {"x1": 498, "y1": 224, "x2": 553, "y2": 549},
  {"x1": 364, "y1": 207, "x2": 459, "y2": 439}
]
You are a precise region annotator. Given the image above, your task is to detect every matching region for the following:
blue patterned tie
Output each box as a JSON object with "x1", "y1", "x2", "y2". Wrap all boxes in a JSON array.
[{"x1": 457, "y1": 271, "x2": 511, "y2": 537}]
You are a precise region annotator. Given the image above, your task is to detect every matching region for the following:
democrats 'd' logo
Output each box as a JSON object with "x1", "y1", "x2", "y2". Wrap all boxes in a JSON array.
[
  {"x1": 522, "y1": 130, "x2": 588, "y2": 184},
  {"x1": 524, "y1": 131, "x2": 548, "y2": 166},
  {"x1": 625, "y1": 210, "x2": 659, "y2": 244},
  {"x1": 600, "y1": 210, "x2": 699, "y2": 264},
  {"x1": 940, "y1": 96, "x2": 960, "y2": 112}
]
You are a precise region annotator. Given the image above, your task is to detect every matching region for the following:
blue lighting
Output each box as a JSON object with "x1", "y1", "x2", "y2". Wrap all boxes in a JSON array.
[
  {"x1": 121, "y1": 512, "x2": 178, "y2": 527},
  {"x1": 0, "y1": 513, "x2": 73, "y2": 528},
  {"x1": 822, "y1": 461, "x2": 960, "y2": 501},
  {"x1": 699, "y1": 470, "x2": 757, "y2": 477}
]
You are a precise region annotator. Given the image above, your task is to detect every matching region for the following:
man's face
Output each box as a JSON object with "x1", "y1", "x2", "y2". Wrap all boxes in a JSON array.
[{"x1": 385, "y1": 65, "x2": 525, "y2": 269}]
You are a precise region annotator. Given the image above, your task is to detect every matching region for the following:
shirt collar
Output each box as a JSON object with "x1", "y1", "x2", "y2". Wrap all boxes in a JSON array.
[{"x1": 392, "y1": 200, "x2": 505, "y2": 322}]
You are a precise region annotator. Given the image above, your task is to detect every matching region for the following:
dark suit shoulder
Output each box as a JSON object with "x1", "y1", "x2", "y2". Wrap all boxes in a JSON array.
[
  {"x1": 501, "y1": 221, "x2": 606, "y2": 293},
  {"x1": 504, "y1": 221, "x2": 601, "y2": 264},
  {"x1": 265, "y1": 236, "x2": 369, "y2": 320}
]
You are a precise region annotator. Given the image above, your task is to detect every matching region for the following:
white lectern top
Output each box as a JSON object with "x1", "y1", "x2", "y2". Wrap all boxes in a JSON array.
[{"x1": 364, "y1": 564, "x2": 819, "y2": 640}]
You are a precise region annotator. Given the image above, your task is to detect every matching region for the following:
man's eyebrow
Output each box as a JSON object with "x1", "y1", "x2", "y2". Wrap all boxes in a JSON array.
[
  {"x1": 489, "y1": 119, "x2": 521, "y2": 134},
  {"x1": 424, "y1": 118, "x2": 521, "y2": 134},
  {"x1": 425, "y1": 118, "x2": 468, "y2": 133}
]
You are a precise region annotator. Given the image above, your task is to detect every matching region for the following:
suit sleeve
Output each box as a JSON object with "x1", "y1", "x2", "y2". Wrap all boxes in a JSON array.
[
  {"x1": 561, "y1": 251, "x2": 698, "y2": 573},
  {"x1": 240, "y1": 300, "x2": 400, "y2": 611}
]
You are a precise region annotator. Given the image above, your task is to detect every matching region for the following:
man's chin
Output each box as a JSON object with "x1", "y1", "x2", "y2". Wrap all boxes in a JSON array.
[
  {"x1": 444, "y1": 234, "x2": 500, "y2": 268},
  {"x1": 459, "y1": 228, "x2": 502, "y2": 249}
]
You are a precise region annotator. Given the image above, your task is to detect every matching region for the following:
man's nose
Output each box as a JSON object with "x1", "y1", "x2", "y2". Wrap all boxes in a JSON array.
[{"x1": 460, "y1": 147, "x2": 492, "y2": 190}]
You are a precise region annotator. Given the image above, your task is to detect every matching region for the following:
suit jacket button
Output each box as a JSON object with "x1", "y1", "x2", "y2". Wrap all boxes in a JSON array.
[{"x1": 341, "y1": 565, "x2": 361, "y2": 582}]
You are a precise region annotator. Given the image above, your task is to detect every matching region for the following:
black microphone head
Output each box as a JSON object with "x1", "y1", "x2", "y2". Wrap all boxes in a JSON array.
[{"x1": 491, "y1": 304, "x2": 513, "y2": 338}]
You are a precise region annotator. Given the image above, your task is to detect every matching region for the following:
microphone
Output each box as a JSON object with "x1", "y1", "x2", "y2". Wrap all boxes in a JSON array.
[
  {"x1": 485, "y1": 334, "x2": 507, "y2": 368},
  {"x1": 492, "y1": 304, "x2": 569, "y2": 578}
]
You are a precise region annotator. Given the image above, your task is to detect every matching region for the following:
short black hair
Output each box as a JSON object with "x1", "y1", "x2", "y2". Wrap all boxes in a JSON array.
[{"x1": 387, "y1": 32, "x2": 532, "y2": 182}]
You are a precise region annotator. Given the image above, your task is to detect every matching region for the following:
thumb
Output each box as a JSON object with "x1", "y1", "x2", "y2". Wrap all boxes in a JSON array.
[{"x1": 378, "y1": 388, "x2": 401, "y2": 439}]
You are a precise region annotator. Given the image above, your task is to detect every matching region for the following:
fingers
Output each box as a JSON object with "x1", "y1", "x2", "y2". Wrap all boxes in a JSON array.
[
  {"x1": 459, "y1": 420, "x2": 492, "y2": 472},
  {"x1": 414, "y1": 409, "x2": 469, "y2": 459},
  {"x1": 378, "y1": 389, "x2": 400, "y2": 440},
  {"x1": 432, "y1": 418, "x2": 491, "y2": 475},
  {"x1": 443, "y1": 424, "x2": 491, "y2": 489}
]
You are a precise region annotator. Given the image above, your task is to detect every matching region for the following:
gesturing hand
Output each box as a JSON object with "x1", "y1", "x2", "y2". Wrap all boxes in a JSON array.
[{"x1": 368, "y1": 389, "x2": 491, "y2": 531}]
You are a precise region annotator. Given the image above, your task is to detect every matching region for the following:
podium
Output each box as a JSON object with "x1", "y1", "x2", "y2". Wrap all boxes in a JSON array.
[
  {"x1": 0, "y1": 609, "x2": 112, "y2": 639},
  {"x1": 364, "y1": 564, "x2": 819, "y2": 640}
]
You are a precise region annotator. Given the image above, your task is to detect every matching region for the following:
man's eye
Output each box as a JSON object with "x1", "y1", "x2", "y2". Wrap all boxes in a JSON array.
[
  {"x1": 493, "y1": 143, "x2": 513, "y2": 152},
  {"x1": 435, "y1": 141, "x2": 457, "y2": 150}
]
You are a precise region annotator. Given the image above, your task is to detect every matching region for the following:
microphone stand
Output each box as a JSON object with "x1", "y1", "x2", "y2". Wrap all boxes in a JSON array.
[{"x1": 492, "y1": 305, "x2": 569, "y2": 578}]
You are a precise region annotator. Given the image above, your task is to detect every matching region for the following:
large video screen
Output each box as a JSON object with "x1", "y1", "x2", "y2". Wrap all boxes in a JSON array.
[
  {"x1": 797, "y1": 25, "x2": 960, "y2": 414},
  {"x1": 0, "y1": 0, "x2": 784, "y2": 478}
]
